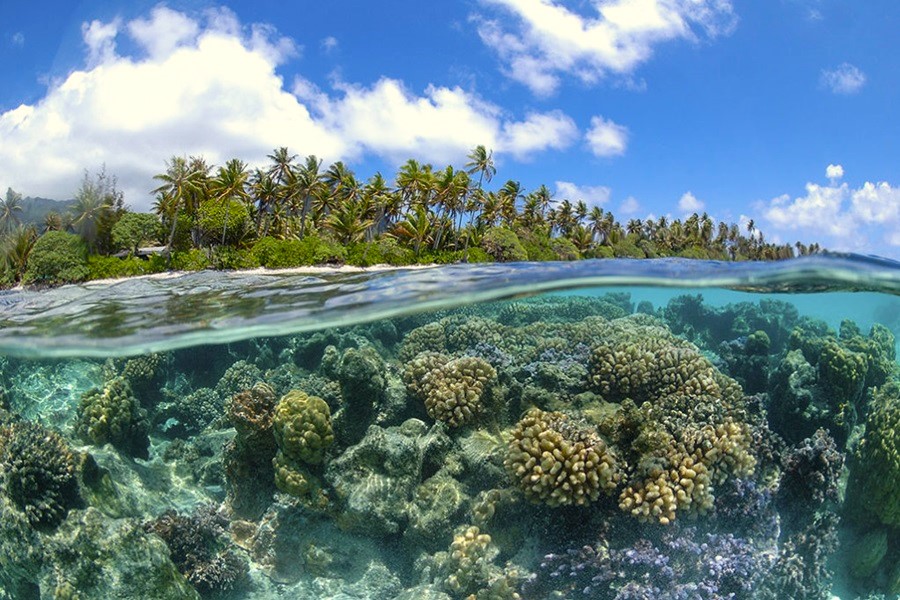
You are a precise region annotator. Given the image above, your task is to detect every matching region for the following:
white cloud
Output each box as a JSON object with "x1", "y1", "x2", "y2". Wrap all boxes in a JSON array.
[
  {"x1": 619, "y1": 196, "x2": 640, "y2": 215},
  {"x1": 825, "y1": 163, "x2": 843, "y2": 180},
  {"x1": 0, "y1": 5, "x2": 580, "y2": 208},
  {"x1": 758, "y1": 167, "x2": 900, "y2": 254},
  {"x1": 585, "y1": 115, "x2": 628, "y2": 157},
  {"x1": 82, "y1": 18, "x2": 120, "y2": 66},
  {"x1": 10, "y1": 32, "x2": 25, "y2": 47},
  {"x1": 678, "y1": 191, "x2": 704, "y2": 212},
  {"x1": 820, "y1": 63, "x2": 866, "y2": 94},
  {"x1": 127, "y1": 6, "x2": 199, "y2": 59},
  {"x1": 321, "y1": 36, "x2": 339, "y2": 52},
  {"x1": 474, "y1": 0, "x2": 737, "y2": 95},
  {"x1": 555, "y1": 181, "x2": 612, "y2": 208}
]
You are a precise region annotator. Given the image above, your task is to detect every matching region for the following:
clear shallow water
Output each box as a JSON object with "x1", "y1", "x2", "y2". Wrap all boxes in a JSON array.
[
  {"x1": 1, "y1": 255, "x2": 899, "y2": 599},
  {"x1": 1, "y1": 255, "x2": 899, "y2": 358}
]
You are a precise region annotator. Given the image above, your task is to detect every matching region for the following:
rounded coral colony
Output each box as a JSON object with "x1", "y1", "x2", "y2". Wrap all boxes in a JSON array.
[{"x1": 1, "y1": 290, "x2": 896, "y2": 598}]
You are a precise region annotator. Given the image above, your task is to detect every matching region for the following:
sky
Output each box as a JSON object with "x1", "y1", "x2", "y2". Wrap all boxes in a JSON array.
[{"x1": 1, "y1": 0, "x2": 898, "y2": 258}]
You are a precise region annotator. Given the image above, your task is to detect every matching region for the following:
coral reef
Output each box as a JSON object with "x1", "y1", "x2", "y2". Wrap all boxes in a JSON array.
[
  {"x1": 272, "y1": 389, "x2": 334, "y2": 499},
  {"x1": 76, "y1": 376, "x2": 150, "y2": 459},
  {"x1": 0, "y1": 420, "x2": 80, "y2": 528},
  {"x1": 405, "y1": 353, "x2": 497, "y2": 428},
  {"x1": 145, "y1": 504, "x2": 249, "y2": 595},
  {"x1": 224, "y1": 382, "x2": 278, "y2": 518},
  {"x1": 846, "y1": 381, "x2": 900, "y2": 526},
  {"x1": 505, "y1": 408, "x2": 619, "y2": 507}
]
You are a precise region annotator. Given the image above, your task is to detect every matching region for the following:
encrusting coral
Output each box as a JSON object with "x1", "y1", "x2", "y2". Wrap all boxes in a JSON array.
[
  {"x1": 0, "y1": 420, "x2": 81, "y2": 528},
  {"x1": 76, "y1": 376, "x2": 150, "y2": 459},
  {"x1": 505, "y1": 408, "x2": 620, "y2": 507}
]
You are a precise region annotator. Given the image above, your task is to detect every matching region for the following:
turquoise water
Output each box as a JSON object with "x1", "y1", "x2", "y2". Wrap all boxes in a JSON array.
[{"x1": 1, "y1": 256, "x2": 899, "y2": 599}]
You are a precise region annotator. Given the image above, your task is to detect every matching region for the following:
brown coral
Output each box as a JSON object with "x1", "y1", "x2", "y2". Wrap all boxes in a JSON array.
[{"x1": 505, "y1": 408, "x2": 620, "y2": 507}]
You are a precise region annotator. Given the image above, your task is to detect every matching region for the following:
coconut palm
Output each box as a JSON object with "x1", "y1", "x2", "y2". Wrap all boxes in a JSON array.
[
  {"x1": 1, "y1": 224, "x2": 37, "y2": 281},
  {"x1": 0, "y1": 188, "x2": 24, "y2": 232},
  {"x1": 153, "y1": 156, "x2": 209, "y2": 253},
  {"x1": 391, "y1": 205, "x2": 433, "y2": 256},
  {"x1": 464, "y1": 145, "x2": 496, "y2": 190},
  {"x1": 210, "y1": 158, "x2": 251, "y2": 245}
]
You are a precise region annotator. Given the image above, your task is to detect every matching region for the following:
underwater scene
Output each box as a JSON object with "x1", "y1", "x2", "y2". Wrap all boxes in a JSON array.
[{"x1": 1, "y1": 257, "x2": 900, "y2": 600}]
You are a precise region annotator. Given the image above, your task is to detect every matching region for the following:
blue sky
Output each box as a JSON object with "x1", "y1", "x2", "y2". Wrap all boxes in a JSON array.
[{"x1": 1, "y1": 0, "x2": 898, "y2": 257}]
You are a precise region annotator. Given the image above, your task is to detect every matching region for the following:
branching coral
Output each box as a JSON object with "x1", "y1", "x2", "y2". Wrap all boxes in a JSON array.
[
  {"x1": 76, "y1": 376, "x2": 150, "y2": 459},
  {"x1": 405, "y1": 353, "x2": 497, "y2": 428},
  {"x1": 0, "y1": 420, "x2": 80, "y2": 528},
  {"x1": 505, "y1": 408, "x2": 620, "y2": 507},
  {"x1": 144, "y1": 505, "x2": 248, "y2": 595}
]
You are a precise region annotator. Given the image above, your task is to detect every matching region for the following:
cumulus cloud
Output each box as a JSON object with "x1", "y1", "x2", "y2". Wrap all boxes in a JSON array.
[
  {"x1": 585, "y1": 116, "x2": 628, "y2": 157},
  {"x1": 555, "y1": 181, "x2": 612, "y2": 208},
  {"x1": 820, "y1": 63, "x2": 866, "y2": 94},
  {"x1": 678, "y1": 191, "x2": 704, "y2": 212},
  {"x1": 0, "y1": 5, "x2": 580, "y2": 208},
  {"x1": 474, "y1": 0, "x2": 737, "y2": 95},
  {"x1": 826, "y1": 163, "x2": 844, "y2": 181},
  {"x1": 759, "y1": 167, "x2": 900, "y2": 254}
]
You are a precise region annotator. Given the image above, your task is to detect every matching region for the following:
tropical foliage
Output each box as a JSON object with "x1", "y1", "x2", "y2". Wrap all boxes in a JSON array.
[{"x1": 0, "y1": 146, "x2": 822, "y2": 288}]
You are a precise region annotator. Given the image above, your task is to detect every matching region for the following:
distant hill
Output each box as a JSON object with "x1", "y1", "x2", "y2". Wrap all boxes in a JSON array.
[{"x1": 20, "y1": 196, "x2": 76, "y2": 226}]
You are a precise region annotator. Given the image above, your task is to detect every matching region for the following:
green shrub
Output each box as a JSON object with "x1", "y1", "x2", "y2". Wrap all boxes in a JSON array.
[
  {"x1": 197, "y1": 199, "x2": 254, "y2": 247},
  {"x1": 480, "y1": 227, "x2": 528, "y2": 263},
  {"x1": 251, "y1": 235, "x2": 347, "y2": 269},
  {"x1": 463, "y1": 248, "x2": 493, "y2": 263},
  {"x1": 515, "y1": 228, "x2": 556, "y2": 261},
  {"x1": 347, "y1": 238, "x2": 416, "y2": 267},
  {"x1": 24, "y1": 231, "x2": 90, "y2": 285},
  {"x1": 210, "y1": 246, "x2": 260, "y2": 270},
  {"x1": 612, "y1": 238, "x2": 645, "y2": 258},
  {"x1": 550, "y1": 237, "x2": 581, "y2": 261},
  {"x1": 112, "y1": 212, "x2": 161, "y2": 254},
  {"x1": 585, "y1": 246, "x2": 615, "y2": 259},
  {"x1": 170, "y1": 248, "x2": 211, "y2": 271},
  {"x1": 676, "y1": 246, "x2": 711, "y2": 259},
  {"x1": 87, "y1": 256, "x2": 149, "y2": 280}
]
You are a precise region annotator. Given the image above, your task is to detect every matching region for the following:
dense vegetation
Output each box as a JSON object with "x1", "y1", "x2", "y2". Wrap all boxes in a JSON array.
[{"x1": 0, "y1": 147, "x2": 821, "y2": 288}]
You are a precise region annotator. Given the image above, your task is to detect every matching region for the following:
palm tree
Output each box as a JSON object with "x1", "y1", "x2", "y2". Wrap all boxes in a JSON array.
[
  {"x1": 464, "y1": 145, "x2": 496, "y2": 190},
  {"x1": 497, "y1": 180, "x2": 523, "y2": 227},
  {"x1": 210, "y1": 158, "x2": 251, "y2": 245},
  {"x1": 0, "y1": 188, "x2": 24, "y2": 232},
  {"x1": 390, "y1": 205, "x2": 433, "y2": 256},
  {"x1": 250, "y1": 169, "x2": 279, "y2": 236},
  {"x1": 267, "y1": 147, "x2": 297, "y2": 185},
  {"x1": 152, "y1": 156, "x2": 208, "y2": 253},
  {"x1": 325, "y1": 199, "x2": 374, "y2": 244},
  {"x1": 293, "y1": 155, "x2": 325, "y2": 238},
  {"x1": 70, "y1": 182, "x2": 113, "y2": 251},
  {"x1": 1, "y1": 224, "x2": 37, "y2": 281}
]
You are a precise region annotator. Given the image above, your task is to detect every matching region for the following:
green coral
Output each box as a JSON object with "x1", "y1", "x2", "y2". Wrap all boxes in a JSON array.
[
  {"x1": 272, "y1": 390, "x2": 334, "y2": 498},
  {"x1": 846, "y1": 381, "x2": 900, "y2": 526},
  {"x1": 505, "y1": 408, "x2": 620, "y2": 507},
  {"x1": 76, "y1": 376, "x2": 150, "y2": 459},
  {"x1": 273, "y1": 390, "x2": 335, "y2": 465},
  {"x1": 818, "y1": 339, "x2": 867, "y2": 401},
  {"x1": 0, "y1": 420, "x2": 80, "y2": 528}
]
